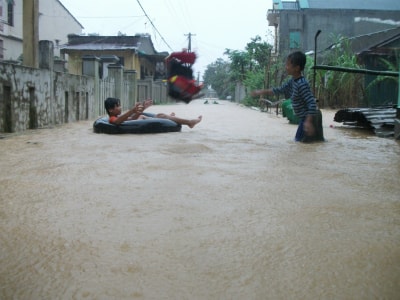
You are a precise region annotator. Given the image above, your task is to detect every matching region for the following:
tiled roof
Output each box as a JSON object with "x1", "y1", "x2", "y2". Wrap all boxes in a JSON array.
[
  {"x1": 60, "y1": 34, "x2": 168, "y2": 57},
  {"x1": 61, "y1": 44, "x2": 139, "y2": 51},
  {"x1": 65, "y1": 35, "x2": 141, "y2": 47}
]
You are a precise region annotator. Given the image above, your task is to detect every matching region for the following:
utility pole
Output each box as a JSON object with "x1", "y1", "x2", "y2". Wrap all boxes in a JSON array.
[{"x1": 184, "y1": 32, "x2": 196, "y2": 52}]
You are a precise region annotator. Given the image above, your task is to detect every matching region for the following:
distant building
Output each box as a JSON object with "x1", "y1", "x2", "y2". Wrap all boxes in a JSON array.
[
  {"x1": 60, "y1": 34, "x2": 169, "y2": 80},
  {"x1": 0, "y1": 0, "x2": 83, "y2": 61},
  {"x1": 267, "y1": 0, "x2": 400, "y2": 56}
]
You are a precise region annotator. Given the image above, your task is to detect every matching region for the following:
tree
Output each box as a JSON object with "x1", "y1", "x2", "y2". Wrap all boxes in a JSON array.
[
  {"x1": 202, "y1": 36, "x2": 273, "y2": 103},
  {"x1": 224, "y1": 49, "x2": 249, "y2": 82},
  {"x1": 317, "y1": 34, "x2": 365, "y2": 108},
  {"x1": 225, "y1": 36, "x2": 273, "y2": 86},
  {"x1": 245, "y1": 36, "x2": 272, "y2": 73},
  {"x1": 203, "y1": 58, "x2": 233, "y2": 99},
  {"x1": 366, "y1": 51, "x2": 399, "y2": 106}
]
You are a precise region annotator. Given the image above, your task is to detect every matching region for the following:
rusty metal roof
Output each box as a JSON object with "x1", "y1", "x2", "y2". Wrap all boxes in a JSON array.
[{"x1": 334, "y1": 107, "x2": 397, "y2": 137}]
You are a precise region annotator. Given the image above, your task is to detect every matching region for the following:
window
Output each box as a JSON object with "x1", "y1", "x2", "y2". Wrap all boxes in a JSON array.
[
  {"x1": 0, "y1": 39, "x2": 3, "y2": 60},
  {"x1": 7, "y1": 0, "x2": 13, "y2": 26},
  {"x1": 289, "y1": 31, "x2": 300, "y2": 49}
]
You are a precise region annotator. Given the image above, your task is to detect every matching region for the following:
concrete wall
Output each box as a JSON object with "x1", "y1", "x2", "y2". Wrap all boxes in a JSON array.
[
  {"x1": 0, "y1": 41, "x2": 169, "y2": 133},
  {"x1": 0, "y1": 60, "x2": 95, "y2": 132}
]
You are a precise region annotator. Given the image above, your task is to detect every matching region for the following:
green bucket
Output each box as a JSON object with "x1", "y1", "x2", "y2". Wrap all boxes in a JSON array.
[{"x1": 282, "y1": 99, "x2": 299, "y2": 124}]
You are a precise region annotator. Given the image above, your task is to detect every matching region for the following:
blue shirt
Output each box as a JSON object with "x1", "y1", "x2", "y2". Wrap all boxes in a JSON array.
[{"x1": 272, "y1": 76, "x2": 317, "y2": 119}]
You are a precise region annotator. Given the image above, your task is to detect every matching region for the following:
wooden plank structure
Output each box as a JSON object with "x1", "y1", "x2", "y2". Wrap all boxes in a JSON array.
[{"x1": 334, "y1": 106, "x2": 396, "y2": 137}]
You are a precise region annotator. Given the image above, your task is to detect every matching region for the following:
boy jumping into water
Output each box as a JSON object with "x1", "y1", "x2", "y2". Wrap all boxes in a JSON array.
[{"x1": 166, "y1": 49, "x2": 204, "y2": 103}]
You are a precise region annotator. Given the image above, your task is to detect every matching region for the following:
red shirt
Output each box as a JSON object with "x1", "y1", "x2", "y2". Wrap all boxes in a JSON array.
[{"x1": 109, "y1": 116, "x2": 118, "y2": 124}]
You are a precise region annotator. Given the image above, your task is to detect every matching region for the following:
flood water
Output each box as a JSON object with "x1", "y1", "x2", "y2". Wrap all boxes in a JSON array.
[{"x1": 1, "y1": 100, "x2": 399, "y2": 299}]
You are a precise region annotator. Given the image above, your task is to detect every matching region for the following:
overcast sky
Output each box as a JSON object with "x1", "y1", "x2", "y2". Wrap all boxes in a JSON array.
[{"x1": 60, "y1": 0, "x2": 274, "y2": 77}]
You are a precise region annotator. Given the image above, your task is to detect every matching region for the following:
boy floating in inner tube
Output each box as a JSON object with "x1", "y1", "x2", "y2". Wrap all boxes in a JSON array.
[
  {"x1": 166, "y1": 49, "x2": 204, "y2": 104},
  {"x1": 104, "y1": 97, "x2": 202, "y2": 128}
]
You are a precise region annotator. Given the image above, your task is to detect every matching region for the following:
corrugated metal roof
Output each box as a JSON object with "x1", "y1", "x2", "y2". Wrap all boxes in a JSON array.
[
  {"x1": 344, "y1": 27, "x2": 400, "y2": 54},
  {"x1": 307, "y1": 0, "x2": 400, "y2": 11},
  {"x1": 334, "y1": 107, "x2": 397, "y2": 137}
]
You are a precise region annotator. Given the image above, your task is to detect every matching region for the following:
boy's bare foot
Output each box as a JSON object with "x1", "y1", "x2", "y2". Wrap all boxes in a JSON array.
[
  {"x1": 143, "y1": 99, "x2": 153, "y2": 109},
  {"x1": 188, "y1": 115, "x2": 202, "y2": 128}
]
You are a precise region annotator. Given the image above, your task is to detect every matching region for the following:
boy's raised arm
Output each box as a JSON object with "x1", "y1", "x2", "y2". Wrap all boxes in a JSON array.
[{"x1": 111, "y1": 103, "x2": 143, "y2": 125}]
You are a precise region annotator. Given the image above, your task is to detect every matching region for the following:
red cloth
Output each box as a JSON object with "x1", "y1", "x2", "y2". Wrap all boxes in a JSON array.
[
  {"x1": 170, "y1": 76, "x2": 202, "y2": 96},
  {"x1": 166, "y1": 51, "x2": 196, "y2": 64},
  {"x1": 109, "y1": 116, "x2": 118, "y2": 124}
]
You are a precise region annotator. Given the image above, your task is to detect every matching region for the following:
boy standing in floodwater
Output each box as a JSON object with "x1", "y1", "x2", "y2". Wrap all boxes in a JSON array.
[{"x1": 252, "y1": 51, "x2": 324, "y2": 143}]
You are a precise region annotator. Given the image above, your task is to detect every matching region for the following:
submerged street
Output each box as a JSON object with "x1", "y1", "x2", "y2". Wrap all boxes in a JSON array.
[{"x1": 1, "y1": 100, "x2": 399, "y2": 299}]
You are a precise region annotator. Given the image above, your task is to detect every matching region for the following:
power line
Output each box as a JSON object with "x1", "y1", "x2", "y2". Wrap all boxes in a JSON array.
[
  {"x1": 75, "y1": 15, "x2": 144, "y2": 19},
  {"x1": 135, "y1": 0, "x2": 173, "y2": 51}
]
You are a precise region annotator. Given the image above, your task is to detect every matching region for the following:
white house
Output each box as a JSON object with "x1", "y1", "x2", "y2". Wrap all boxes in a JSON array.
[{"x1": 0, "y1": 0, "x2": 83, "y2": 61}]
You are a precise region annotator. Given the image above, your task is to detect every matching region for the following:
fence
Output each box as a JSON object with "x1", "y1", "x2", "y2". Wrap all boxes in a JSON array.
[
  {"x1": 0, "y1": 52, "x2": 170, "y2": 133},
  {"x1": 137, "y1": 78, "x2": 168, "y2": 104}
]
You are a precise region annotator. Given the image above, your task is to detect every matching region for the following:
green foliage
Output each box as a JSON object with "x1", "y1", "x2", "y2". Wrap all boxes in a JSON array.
[
  {"x1": 240, "y1": 70, "x2": 268, "y2": 107},
  {"x1": 223, "y1": 49, "x2": 249, "y2": 82},
  {"x1": 243, "y1": 69, "x2": 265, "y2": 92},
  {"x1": 266, "y1": 56, "x2": 288, "y2": 89},
  {"x1": 245, "y1": 36, "x2": 272, "y2": 71},
  {"x1": 241, "y1": 96, "x2": 260, "y2": 107},
  {"x1": 366, "y1": 51, "x2": 399, "y2": 91},
  {"x1": 203, "y1": 58, "x2": 234, "y2": 99},
  {"x1": 203, "y1": 36, "x2": 273, "y2": 101},
  {"x1": 203, "y1": 32, "x2": 397, "y2": 108},
  {"x1": 224, "y1": 36, "x2": 273, "y2": 83},
  {"x1": 303, "y1": 34, "x2": 365, "y2": 108}
]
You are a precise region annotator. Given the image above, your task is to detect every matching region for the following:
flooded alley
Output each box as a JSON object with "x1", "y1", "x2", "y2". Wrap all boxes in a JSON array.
[{"x1": 1, "y1": 100, "x2": 399, "y2": 299}]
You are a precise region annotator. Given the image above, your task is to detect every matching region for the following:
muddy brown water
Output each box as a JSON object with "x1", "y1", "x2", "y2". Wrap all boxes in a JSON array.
[{"x1": 1, "y1": 100, "x2": 399, "y2": 299}]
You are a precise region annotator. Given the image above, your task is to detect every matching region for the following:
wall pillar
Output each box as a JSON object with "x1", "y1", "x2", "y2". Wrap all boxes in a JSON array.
[
  {"x1": 82, "y1": 55, "x2": 100, "y2": 116},
  {"x1": 394, "y1": 64, "x2": 400, "y2": 140},
  {"x1": 39, "y1": 40, "x2": 55, "y2": 124},
  {"x1": 124, "y1": 70, "x2": 137, "y2": 106},
  {"x1": 108, "y1": 64, "x2": 124, "y2": 103},
  {"x1": 39, "y1": 40, "x2": 54, "y2": 70},
  {"x1": 82, "y1": 55, "x2": 100, "y2": 77},
  {"x1": 145, "y1": 76, "x2": 154, "y2": 101},
  {"x1": 100, "y1": 55, "x2": 120, "y2": 79},
  {"x1": 23, "y1": 0, "x2": 39, "y2": 68}
]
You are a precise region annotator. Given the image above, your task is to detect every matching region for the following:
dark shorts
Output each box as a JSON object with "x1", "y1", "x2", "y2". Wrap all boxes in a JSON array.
[{"x1": 295, "y1": 109, "x2": 325, "y2": 143}]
